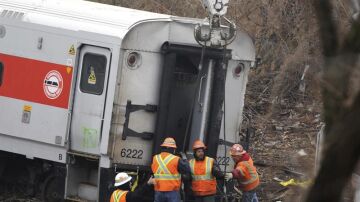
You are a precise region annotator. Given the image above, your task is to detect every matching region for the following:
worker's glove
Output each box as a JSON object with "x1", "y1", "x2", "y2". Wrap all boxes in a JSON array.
[
  {"x1": 225, "y1": 173, "x2": 233, "y2": 181},
  {"x1": 179, "y1": 152, "x2": 187, "y2": 160},
  {"x1": 147, "y1": 176, "x2": 156, "y2": 185}
]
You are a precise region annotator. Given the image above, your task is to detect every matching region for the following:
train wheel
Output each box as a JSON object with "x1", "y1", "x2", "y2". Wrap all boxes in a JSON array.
[{"x1": 41, "y1": 175, "x2": 64, "y2": 202}]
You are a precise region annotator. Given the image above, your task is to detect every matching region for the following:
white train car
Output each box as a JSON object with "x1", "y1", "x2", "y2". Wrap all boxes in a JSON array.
[{"x1": 0, "y1": 0, "x2": 255, "y2": 201}]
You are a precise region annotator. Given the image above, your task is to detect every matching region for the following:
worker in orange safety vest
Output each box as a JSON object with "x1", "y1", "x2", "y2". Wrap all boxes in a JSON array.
[
  {"x1": 189, "y1": 139, "x2": 224, "y2": 202},
  {"x1": 110, "y1": 172, "x2": 154, "y2": 202},
  {"x1": 151, "y1": 137, "x2": 190, "y2": 202},
  {"x1": 225, "y1": 144, "x2": 260, "y2": 202}
]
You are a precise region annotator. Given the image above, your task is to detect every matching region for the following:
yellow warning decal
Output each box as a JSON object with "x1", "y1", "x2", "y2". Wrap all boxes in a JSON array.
[
  {"x1": 23, "y1": 105, "x2": 32, "y2": 112},
  {"x1": 88, "y1": 66, "x2": 96, "y2": 85},
  {"x1": 66, "y1": 67, "x2": 72, "y2": 74},
  {"x1": 68, "y1": 45, "x2": 76, "y2": 55}
]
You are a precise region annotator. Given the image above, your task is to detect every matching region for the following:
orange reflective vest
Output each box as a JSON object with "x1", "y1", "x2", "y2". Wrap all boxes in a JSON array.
[
  {"x1": 189, "y1": 156, "x2": 217, "y2": 196},
  {"x1": 235, "y1": 157, "x2": 259, "y2": 191},
  {"x1": 151, "y1": 152, "x2": 181, "y2": 191},
  {"x1": 110, "y1": 189, "x2": 128, "y2": 202}
]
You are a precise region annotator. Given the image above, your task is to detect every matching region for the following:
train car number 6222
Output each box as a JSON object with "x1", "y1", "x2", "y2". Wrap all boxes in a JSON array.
[{"x1": 120, "y1": 148, "x2": 143, "y2": 159}]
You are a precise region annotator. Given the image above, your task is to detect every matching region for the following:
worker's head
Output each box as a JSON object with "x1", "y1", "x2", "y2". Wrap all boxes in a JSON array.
[
  {"x1": 192, "y1": 140, "x2": 206, "y2": 160},
  {"x1": 160, "y1": 137, "x2": 177, "y2": 154},
  {"x1": 114, "y1": 172, "x2": 132, "y2": 190},
  {"x1": 229, "y1": 144, "x2": 246, "y2": 162}
]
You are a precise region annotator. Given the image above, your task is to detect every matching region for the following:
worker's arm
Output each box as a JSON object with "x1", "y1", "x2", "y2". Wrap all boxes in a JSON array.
[
  {"x1": 231, "y1": 166, "x2": 245, "y2": 179},
  {"x1": 212, "y1": 160, "x2": 225, "y2": 179},
  {"x1": 125, "y1": 177, "x2": 154, "y2": 202},
  {"x1": 178, "y1": 157, "x2": 191, "y2": 179}
]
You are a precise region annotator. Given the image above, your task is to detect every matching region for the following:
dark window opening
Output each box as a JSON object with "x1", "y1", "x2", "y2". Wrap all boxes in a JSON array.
[
  {"x1": 153, "y1": 42, "x2": 231, "y2": 156},
  {"x1": 174, "y1": 55, "x2": 199, "y2": 83},
  {"x1": 80, "y1": 53, "x2": 107, "y2": 95},
  {"x1": 0, "y1": 62, "x2": 3, "y2": 86},
  {"x1": 154, "y1": 51, "x2": 201, "y2": 153}
]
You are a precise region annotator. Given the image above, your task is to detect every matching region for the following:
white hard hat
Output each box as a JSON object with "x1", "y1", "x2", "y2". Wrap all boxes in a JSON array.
[{"x1": 114, "y1": 172, "x2": 132, "y2": 187}]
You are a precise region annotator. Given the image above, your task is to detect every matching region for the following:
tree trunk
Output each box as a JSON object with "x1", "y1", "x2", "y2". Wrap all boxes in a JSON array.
[{"x1": 306, "y1": 1, "x2": 360, "y2": 201}]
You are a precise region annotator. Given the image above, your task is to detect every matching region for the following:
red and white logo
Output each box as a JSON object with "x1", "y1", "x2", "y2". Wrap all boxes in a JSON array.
[{"x1": 43, "y1": 70, "x2": 63, "y2": 99}]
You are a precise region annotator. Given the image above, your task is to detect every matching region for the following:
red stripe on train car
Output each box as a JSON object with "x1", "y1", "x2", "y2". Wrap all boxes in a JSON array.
[{"x1": 0, "y1": 53, "x2": 73, "y2": 109}]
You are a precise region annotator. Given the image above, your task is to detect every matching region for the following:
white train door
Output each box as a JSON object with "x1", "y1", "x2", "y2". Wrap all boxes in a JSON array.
[{"x1": 70, "y1": 45, "x2": 111, "y2": 155}]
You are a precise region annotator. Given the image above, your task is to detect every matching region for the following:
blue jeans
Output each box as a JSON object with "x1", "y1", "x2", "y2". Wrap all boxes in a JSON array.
[
  {"x1": 154, "y1": 191, "x2": 181, "y2": 202},
  {"x1": 195, "y1": 195, "x2": 215, "y2": 202},
  {"x1": 242, "y1": 190, "x2": 258, "y2": 202}
]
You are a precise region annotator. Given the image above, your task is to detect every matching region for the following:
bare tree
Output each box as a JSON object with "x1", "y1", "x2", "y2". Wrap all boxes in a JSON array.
[{"x1": 306, "y1": 0, "x2": 360, "y2": 201}]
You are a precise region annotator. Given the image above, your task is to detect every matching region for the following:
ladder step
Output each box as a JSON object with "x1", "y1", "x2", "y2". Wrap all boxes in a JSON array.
[{"x1": 67, "y1": 151, "x2": 100, "y2": 160}]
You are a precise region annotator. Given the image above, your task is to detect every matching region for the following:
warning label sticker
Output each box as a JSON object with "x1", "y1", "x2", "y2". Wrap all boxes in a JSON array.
[
  {"x1": 68, "y1": 45, "x2": 76, "y2": 55},
  {"x1": 43, "y1": 70, "x2": 63, "y2": 99},
  {"x1": 88, "y1": 66, "x2": 96, "y2": 85}
]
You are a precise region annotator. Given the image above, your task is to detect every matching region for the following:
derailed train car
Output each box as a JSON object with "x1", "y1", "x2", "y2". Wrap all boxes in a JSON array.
[{"x1": 0, "y1": 0, "x2": 255, "y2": 201}]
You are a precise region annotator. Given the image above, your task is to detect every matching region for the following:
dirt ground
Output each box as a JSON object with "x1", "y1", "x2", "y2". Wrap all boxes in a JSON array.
[{"x1": 242, "y1": 68, "x2": 358, "y2": 202}]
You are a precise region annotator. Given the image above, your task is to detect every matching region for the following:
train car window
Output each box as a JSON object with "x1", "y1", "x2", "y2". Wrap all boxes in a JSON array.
[
  {"x1": 80, "y1": 53, "x2": 107, "y2": 95},
  {"x1": 0, "y1": 62, "x2": 3, "y2": 86}
]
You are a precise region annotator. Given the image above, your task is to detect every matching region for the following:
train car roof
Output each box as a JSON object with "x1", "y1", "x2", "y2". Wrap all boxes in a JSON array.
[{"x1": 0, "y1": 0, "x2": 171, "y2": 38}]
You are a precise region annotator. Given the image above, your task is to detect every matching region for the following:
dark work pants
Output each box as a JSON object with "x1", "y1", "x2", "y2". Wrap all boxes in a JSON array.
[
  {"x1": 241, "y1": 190, "x2": 258, "y2": 202},
  {"x1": 154, "y1": 191, "x2": 181, "y2": 202},
  {"x1": 194, "y1": 195, "x2": 215, "y2": 202}
]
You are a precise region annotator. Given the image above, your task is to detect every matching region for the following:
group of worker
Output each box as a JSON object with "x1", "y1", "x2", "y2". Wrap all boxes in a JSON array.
[{"x1": 110, "y1": 137, "x2": 260, "y2": 202}]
